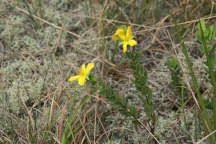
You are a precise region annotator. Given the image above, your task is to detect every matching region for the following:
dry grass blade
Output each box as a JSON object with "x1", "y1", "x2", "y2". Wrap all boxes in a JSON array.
[
  {"x1": 2, "y1": 0, "x2": 216, "y2": 143},
  {"x1": 78, "y1": 115, "x2": 92, "y2": 144},
  {"x1": 15, "y1": 7, "x2": 81, "y2": 39},
  {"x1": 196, "y1": 129, "x2": 216, "y2": 144}
]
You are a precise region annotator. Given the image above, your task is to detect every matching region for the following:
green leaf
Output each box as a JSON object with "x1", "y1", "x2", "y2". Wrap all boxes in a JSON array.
[
  {"x1": 196, "y1": 19, "x2": 216, "y2": 45},
  {"x1": 200, "y1": 19, "x2": 207, "y2": 37},
  {"x1": 129, "y1": 106, "x2": 139, "y2": 119},
  {"x1": 166, "y1": 57, "x2": 183, "y2": 94}
]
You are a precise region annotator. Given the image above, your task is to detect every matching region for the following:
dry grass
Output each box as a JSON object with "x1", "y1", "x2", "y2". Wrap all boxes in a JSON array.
[{"x1": 0, "y1": 0, "x2": 216, "y2": 143}]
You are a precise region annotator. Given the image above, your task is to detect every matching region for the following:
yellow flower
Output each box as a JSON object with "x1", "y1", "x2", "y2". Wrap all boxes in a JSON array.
[
  {"x1": 112, "y1": 26, "x2": 137, "y2": 53},
  {"x1": 68, "y1": 63, "x2": 95, "y2": 86}
]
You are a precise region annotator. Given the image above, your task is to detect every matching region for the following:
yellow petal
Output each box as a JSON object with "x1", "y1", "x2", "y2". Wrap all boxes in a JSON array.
[
  {"x1": 126, "y1": 26, "x2": 132, "y2": 40},
  {"x1": 112, "y1": 34, "x2": 119, "y2": 41},
  {"x1": 123, "y1": 42, "x2": 128, "y2": 53},
  {"x1": 68, "y1": 75, "x2": 80, "y2": 82},
  {"x1": 79, "y1": 64, "x2": 86, "y2": 74},
  {"x1": 85, "y1": 63, "x2": 95, "y2": 75},
  {"x1": 78, "y1": 76, "x2": 86, "y2": 86},
  {"x1": 128, "y1": 39, "x2": 137, "y2": 46},
  {"x1": 115, "y1": 28, "x2": 126, "y2": 40}
]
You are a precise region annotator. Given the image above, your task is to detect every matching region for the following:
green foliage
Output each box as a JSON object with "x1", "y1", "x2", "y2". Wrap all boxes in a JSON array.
[
  {"x1": 89, "y1": 49, "x2": 156, "y2": 142},
  {"x1": 175, "y1": 19, "x2": 216, "y2": 142},
  {"x1": 166, "y1": 57, "x2": 183, "y2": 94},
  {"x1": 196, "y1": 19, "x2": 216, "y2": 97},
  {"x1": 28, "y1": 117, "x2": 38, "y2": 144},
  {"x1": 61, "y1": 87, "x2": 90, "y2": 144},
  {"x1": 196, "y1": 20, "x2": 216, "y2": 79},
  {"x1": 196, "y1": 20, "x2": 216, "y2": 141},
  {"x1": 197, "y1": 19, "x2": 216, "y2": 46},
  {"x1": 126, "y1": 51, "x2": 155, "y2": 121},
  {"x1": 98, "y1": 81, "x2": 139, "y2": 120}
]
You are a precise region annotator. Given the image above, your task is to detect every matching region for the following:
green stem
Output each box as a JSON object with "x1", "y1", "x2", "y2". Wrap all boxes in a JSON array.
[
  {"x1": 200, "y1": 26, "x2": 216, "y2": 98},
  {"x1": 181, "y1": 42, "x2": 211, "y2": 132},
  {"x1": 200, "y1": 23, "x2": 216, "y2": 142}
]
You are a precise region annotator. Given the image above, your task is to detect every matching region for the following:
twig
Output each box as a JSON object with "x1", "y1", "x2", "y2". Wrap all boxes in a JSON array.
[{"x1": 15, "y1": 7, "x2": 81, "y2": 39}]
